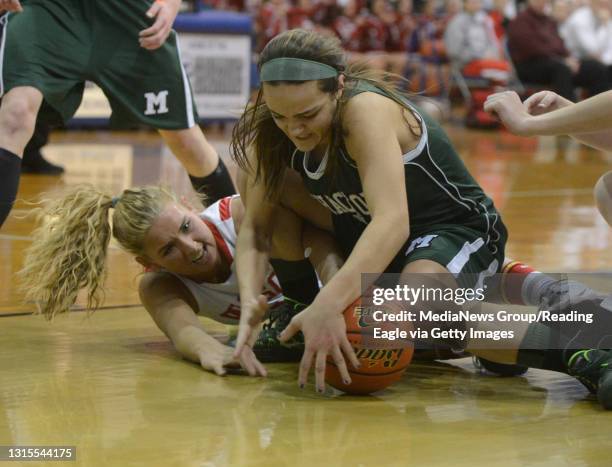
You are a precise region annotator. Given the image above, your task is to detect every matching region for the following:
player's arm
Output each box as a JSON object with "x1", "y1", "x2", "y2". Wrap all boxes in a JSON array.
[
  {"x1": 139, "y1": 272, "x2": 265, "y2": 376},
  {"x1": 0, "y1": 0, "x2": 22, "y2": 13},
  {"x1": 485, "y1": 90, "x2": 612, "y2": 150},
  {"x1": 311, "y1": 92, "x2": 411, "y2": 314},
  {"x1": 139, "y1": 0, "x2": 181, "y2": 50},
  {"x1": 232, "y1": 151, "x2": 280, "y2": 357},
  {"x1": 280, "y1": 93, "x2": 412, "y2": 391}
]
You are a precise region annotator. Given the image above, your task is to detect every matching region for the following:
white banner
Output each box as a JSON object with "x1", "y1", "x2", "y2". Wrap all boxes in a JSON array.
[{"x1": 73, "y1": 33, "x2": 251, "y2": 123}]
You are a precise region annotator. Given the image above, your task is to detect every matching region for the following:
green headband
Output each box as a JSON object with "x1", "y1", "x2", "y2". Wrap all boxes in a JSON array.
[{"x1": 260, "y1": 58, "x2": 339, "y2": 82}]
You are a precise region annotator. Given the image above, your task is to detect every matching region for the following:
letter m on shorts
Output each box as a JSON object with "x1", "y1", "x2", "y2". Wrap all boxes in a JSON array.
[
  {"x1": 144, "y1": 91, "x2": 169, "y2": 115},
  {"x1": 405, "y1": 234, "x2": 438, "y2": 255}
]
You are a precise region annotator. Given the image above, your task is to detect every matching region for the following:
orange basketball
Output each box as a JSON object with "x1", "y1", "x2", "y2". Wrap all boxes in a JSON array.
[{"x1": 325, "y1": 298, "x2": 414, "y2": 395}]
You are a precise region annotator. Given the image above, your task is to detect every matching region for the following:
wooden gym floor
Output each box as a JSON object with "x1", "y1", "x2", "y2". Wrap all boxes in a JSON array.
[{"x1": 1, "y1": 124, "x2": 611, "y2": 466}]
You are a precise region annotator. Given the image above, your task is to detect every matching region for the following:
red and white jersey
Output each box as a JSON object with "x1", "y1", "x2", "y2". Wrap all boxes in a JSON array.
[{"x1": 172, "y1": 195, "x2": 283, "y2": 324}]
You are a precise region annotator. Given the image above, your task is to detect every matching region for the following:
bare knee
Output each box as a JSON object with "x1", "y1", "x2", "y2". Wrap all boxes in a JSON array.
[
  {"x1": 0, "y1": 93, "x2": 40, "y2": 146},
  {"x1": 594, "y1": 170, "x2": 612, "y2": 227}
]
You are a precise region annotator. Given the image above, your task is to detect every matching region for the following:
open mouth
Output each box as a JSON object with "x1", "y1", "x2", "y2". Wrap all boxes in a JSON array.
[{"x1": 191, "y1": 249, "x2": 207, "y2": 264}]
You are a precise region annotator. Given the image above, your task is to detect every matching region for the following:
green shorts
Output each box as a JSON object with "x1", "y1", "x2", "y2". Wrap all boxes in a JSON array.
[
  {"x1": 386, "y1": 222, "x2": 508, "y2": 288},
  {"x1": 1, "y1": 0, "x2": 198, "y2": 129}
]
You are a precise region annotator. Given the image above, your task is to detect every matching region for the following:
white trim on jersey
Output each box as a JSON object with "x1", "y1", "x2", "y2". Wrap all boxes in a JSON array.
[
  {"x1": 402, "y1": 102, "x2": 428, "y2": 163},
  {"x1": 0, "y1": 13, "x2": 10, "y2": 98},
  {"x1": 174, "y1": 33, "x2": 195, "y2": 129},
  {"x1": 302, "y1": 147, "x2": 329, "y2": 181},
  {"x1": 446, "y1": 237, "x2": 485, "y2": 275},
  {"x1": 408, "y1": 126, "x2": 501, "y2": 251}
]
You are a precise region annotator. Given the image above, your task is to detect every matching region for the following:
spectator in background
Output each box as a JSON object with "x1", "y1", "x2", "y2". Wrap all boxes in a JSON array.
[
  {"x1": 445, "y1": 0, "x2": 511, "y2": 126},
  {"x1": 445, "y1": 0, "x2": 463, "y2": 17},
  {"x1": 287, "y1": 0, "x2": 315, "y2": 30},
  {"x1": 445, "y1": 0, "x2": 508, "y2": 71},
  {"x1": 409, "y1": 0, "x2": 450, "y2": 95},
  {"x1": 256, "y1": 0, "x2": 289, "y2": 51},
  {"x1": 385, "y1": 0, "x2": 419, "y2": 75},
  {"x1": 559, "y1": 0, "x2": 612, "y2": 73},
  {"x1": 309, "y1": 0, "x2": 343, "y2": 36},
  {"x1": 551, "y1": 0, "x2": 575, "y2": 25},
  {"x1": 334, "y1": 0, "x2": 368, "y2": 60},
  {"x1": 489, "y1": 0, "x2": 510, "y2": 39},
  {"x1": 507, "y1": 0, "x2": 611, "y2": 101},
  {"x1": 356, "y1": 0, "x2": 390, "y2": 70}
]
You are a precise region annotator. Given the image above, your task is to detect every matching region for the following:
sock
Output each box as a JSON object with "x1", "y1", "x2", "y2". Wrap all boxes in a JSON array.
[
  {"x1": 0, "y1": 148, "x2": 22, "y2": 228},
  {"x1": 498, "y1": 261, "x2": 547, "y2": 305},
  {"x1": 189, "y1": 158, "x2": 235, "y2": 204},
  {"x1": 515, "y1": 322, "x2": 570, "y2": 373},
  {"x1": 269, "y1": 258, "x2": 319, "y2": 306}
]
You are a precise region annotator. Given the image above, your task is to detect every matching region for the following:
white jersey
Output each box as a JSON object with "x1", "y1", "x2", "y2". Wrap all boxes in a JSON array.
[{"x1": 171, "y1": 195, "x2": 283, "y2": 324}]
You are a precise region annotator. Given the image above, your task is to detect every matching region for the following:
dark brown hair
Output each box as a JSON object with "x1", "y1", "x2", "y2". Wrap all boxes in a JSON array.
[{"x1": 230, "y1": 29, "x2": 420, "y2": 199}]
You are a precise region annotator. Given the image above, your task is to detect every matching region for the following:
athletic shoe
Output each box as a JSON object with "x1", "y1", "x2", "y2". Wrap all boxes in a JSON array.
[
  {"x1": 567, "y1": 349, "x2": 612, "y2": 409},
  {"x1": 252, "y1": 299, "x2": 305, "y2": 362},
  {"x1": 21, "y1": 152, "x2": 64, "y2": 175}
]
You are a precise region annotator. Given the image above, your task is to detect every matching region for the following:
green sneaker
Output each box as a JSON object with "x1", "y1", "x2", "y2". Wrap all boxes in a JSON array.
[
  {"x1": 252, "y1": 299, "x2": 305, "y2": 363},
  {"x1": 567, "y1": 349, "x2": 612, "y2": 409}
]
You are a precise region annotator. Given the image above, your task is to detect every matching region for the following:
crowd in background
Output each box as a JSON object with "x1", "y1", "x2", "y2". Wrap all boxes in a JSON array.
[{"x1": 197, "y1": 0, "x2": 612, "y2": 126}]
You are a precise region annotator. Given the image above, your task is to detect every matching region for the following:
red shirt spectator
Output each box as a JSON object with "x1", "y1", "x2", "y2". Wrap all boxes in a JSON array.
[
  {"x1": 334, "y1": 0, "x2": 366, "y2": 52},
  {"x1": 287, "y1": 0, "x2": 315, "y2": 29},
  {"x1": 507, "y1": 5, "x2": 568, "y2": 63},
  {"x1": 257, "y1": 0, "x2": 289, "y2": 50}
]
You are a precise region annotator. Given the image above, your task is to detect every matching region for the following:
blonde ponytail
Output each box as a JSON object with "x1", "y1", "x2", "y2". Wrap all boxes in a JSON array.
[{"x1": 19, "y1": 185, "x2": 177, "y2": 319}]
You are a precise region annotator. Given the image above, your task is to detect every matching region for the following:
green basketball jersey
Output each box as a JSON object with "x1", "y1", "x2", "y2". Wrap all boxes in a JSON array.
[{"x1": 290, "y1": 81, "x2": 506, "y2": 261}]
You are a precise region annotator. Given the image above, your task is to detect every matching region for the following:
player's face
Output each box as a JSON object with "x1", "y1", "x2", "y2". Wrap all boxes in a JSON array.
[
  {"x1": 141, "y1": 203, "x2": 226, "y2": 283},
  {"x1": 264, "y1": 80, "x2": 340, "y2": 154}
]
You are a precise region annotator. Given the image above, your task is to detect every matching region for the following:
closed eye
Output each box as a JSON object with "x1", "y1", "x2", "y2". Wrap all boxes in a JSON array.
[{"x1": 162, "y1": 244, "x2": 174, "y2": 257}]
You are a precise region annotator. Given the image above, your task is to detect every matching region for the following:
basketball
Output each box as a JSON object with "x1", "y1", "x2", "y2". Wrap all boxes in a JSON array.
[{"x1": 325, "y1": 298, "x2": 414, "y2": 395}]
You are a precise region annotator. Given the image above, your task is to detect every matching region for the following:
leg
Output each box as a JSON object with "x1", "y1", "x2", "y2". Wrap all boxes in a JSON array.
[
  {"x1": 574, "y1": 59, "x2": 611, "y2": 97},
  {"x1": 0, "y1": 86, "x2": 43, "y2": 227},
  {"x1": 158, "y1": 127, "x2": 235, "y2": 202},
  {"x1": 256, "y1": 206, "x2": 342, "y2": 360},
  {"x1": 268, "y1": 204, "x2": 342, "y2": 305},
  {"x1": 515, "y1": 58, "x2": 575, "y2": 101},
  {"x1": 21, "y1": 119, "x2": 64, "y2": 175},
  {"x1": 397, "y1": 261, "x2": 612, "y2": 401},
  {"x1": 0, "y1": 86, "x2": 42, "y2": 155},
  {"x1": 594, "y1": 170, "x2": 612, "y2": 227}
]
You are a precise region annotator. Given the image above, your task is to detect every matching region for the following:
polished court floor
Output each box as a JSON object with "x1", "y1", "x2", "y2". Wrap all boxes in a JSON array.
[{"x1": 1, "y1": 123, "x2": 612, "y2": 466}]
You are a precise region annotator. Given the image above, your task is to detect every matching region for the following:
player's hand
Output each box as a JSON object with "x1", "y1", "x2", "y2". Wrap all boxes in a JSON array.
[
  {"x1": 279, "y1": 304, "x2": 360, "y2": 393},
  {"x1": 484, "y1": 91, "x2": 533, "y2": 136},
  {"x1": 199, "y1": 341, "x2": 267, "y2": 377},
  {"x1": 523, "y1": 90, "x2": 573, "y2": 116},
  {"x1": 233, "y1": 294, "x2": 269, "y2": 363},
  {"x1": 0, "y1": 0, "x2": 23, "y2": 13},
  {"x1": 139, "y1": 0, "x2": 180, "y2": 50}
]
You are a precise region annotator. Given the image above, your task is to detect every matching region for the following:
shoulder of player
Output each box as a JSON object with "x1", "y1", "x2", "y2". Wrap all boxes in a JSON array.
[
  {"x1": 341, "y1": 91, "x2": 400, "y2": 131},
  {"x1": 139, "y1": 271, "x2": 199, "y2": 309}
]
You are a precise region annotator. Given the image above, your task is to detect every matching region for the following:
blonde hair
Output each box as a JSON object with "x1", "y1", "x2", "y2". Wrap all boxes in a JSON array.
[{"x1": 19, "y1": 185, "x2": 177, "y2": 320}]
